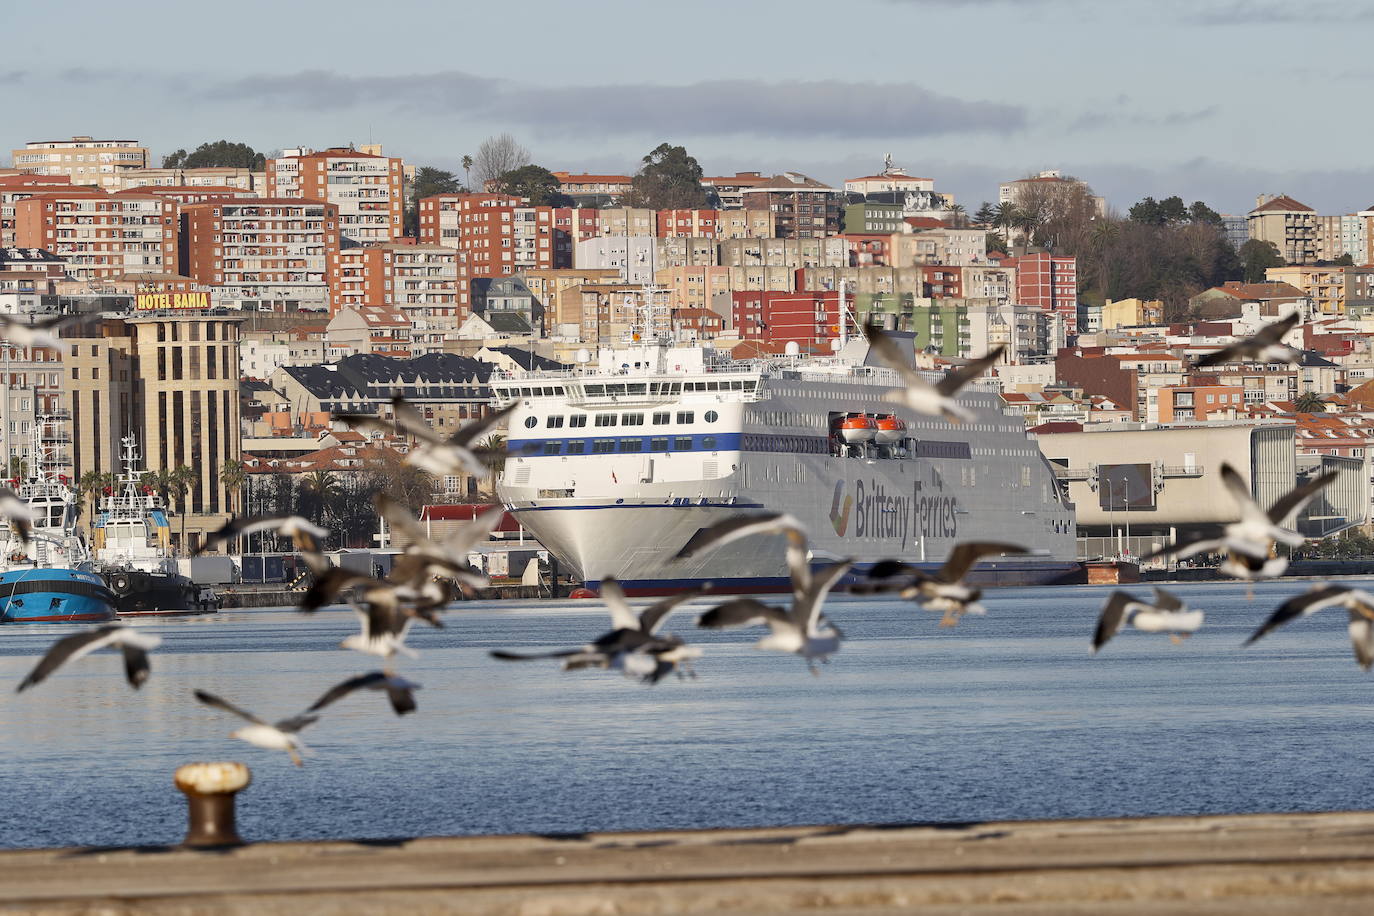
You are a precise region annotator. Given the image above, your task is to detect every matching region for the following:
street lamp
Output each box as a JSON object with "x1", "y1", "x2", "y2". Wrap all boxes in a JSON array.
[{"x1": 1105, "y1": 478, "x2": 1117, "y2": 559}]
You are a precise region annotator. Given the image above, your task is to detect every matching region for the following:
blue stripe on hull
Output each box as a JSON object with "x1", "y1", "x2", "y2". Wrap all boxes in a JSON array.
[
  {"x1": 0, "y1": 569, "x2": 117, "y2": 624},
  {"x1": 590, "y1": 561, "x2": 1083, "y2": 597}
]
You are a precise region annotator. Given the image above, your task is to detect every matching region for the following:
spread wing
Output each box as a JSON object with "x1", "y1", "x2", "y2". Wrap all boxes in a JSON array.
[
  {"x1": 939, "y1": 541, "x2": 1027, "y2": 583},
  {"x1": 1092, "y1": 592, "x2": 1137, "y2": 652},
  {"x1": 797, "y1": 560, "x2": 854, "y2": 634},
  {"x1": 638, "y1": 586, "x2": 710, "y2": 635},
  {"x1": 597, "y1": 577, "x2": 639, "y2": 631},
  {"x1": 935, "y1": 346, "x2": 1004, "y2": 397},
  {"x1": 1219, "y1": 463, "x2": 1265, "y2": 522},
  {"x1": 16, "y1": 625, "x2": 126, "y2": 692},
  {"x1": 193, "y1": 689, "x2": 266, "y2": 725},
  {"x1": 696, "y1": 598, "x2": 789, "y2": 630},
  {"x1": 674, "y1": 512, "x2": 804, "y2": 559},
  {"x1": 1245, "y1": 585, "x2": 1354, "y2": 645},
  {"x1": 863, "y1": 324, "x2": 926, "y2": 386},
  {"x1": 1267, "y1": 471, "x2": 1338, "y2": 525},
  {"x1": 449, "y1": 401, "x2": 517, "y2": 448},
  {"x1": 1150, "y1": 587, "x2": 1184, "y2": 613}
]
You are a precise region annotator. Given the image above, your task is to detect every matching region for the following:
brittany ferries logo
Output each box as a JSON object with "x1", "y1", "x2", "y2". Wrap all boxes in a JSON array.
[{"x1": 829, "y1": 480, "x2": 852, "y2": 536}]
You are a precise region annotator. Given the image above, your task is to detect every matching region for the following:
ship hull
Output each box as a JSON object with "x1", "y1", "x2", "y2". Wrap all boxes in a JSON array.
[
  {"x1": 106, "y1": 569, "x2": 218, "y2": 617},
  {"x1": 0, "y1": 569, "x2": 118, "y2": 624}
]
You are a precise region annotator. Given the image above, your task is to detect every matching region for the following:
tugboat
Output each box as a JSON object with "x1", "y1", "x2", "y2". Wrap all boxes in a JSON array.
[
  {"x1": 0, "y1": 415, "x2": 117, "y2": 624},
  {"x1": 93, "y1": 436, "x2": 218, "y2": 616}
]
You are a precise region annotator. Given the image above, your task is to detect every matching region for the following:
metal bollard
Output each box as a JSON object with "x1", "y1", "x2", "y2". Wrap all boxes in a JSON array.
[{"x1": 175, "y1": 762, "x2": 252, "y2": 847}]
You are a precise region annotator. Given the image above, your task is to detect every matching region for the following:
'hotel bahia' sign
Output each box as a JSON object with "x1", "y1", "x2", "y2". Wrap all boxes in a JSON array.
[{"x1": 135, "y1": 291, "x2": 210, "y2": 311}]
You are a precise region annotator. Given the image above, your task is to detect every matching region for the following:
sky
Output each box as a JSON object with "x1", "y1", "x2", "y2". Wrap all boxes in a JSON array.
[{"x1": 5, "y1": 0, "x2": 1374, "y2": 216}]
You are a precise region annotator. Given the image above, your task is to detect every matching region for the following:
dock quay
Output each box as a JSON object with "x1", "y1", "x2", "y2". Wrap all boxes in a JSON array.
[{"x1": 4, "y1": 810, "x2": 1374, "y2": 913}]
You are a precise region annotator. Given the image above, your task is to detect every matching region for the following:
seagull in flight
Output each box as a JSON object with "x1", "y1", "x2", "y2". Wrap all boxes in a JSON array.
[
  {"x1": 1092, "y1": 588, "x2": 1205, "y2": 652},
  {"x1": 1192, "y1": 313, "x2": 1301, "y2": 368},
  {"x1": 307, "y1": 671, "x2": 421, "y2": 716},
  {"x1": 0, "y1": 313, "x2": 75, "y2": 351},
  {"x1": 1245, "y1": 585, "x2": 1374, "y2": 669},
  {"x1": 1143, "y1": 464, "x2": 1335, "y2": 584},
  {"x1": 336, "y1": 396, "x2": 515, "y2": 478},
  {"x1": 195, "y1": 515, "x2": 329, "y2": 555},
  {"x1": 341, "y1": 602, "x2": 421, "y2": 663},
  {"x1": 491, "y1": 578, "x2": 706, "y2": 682},
  {"x1": 193, "y1": 689, "x2": 320, "y2": 767},
  {"x1": 16, "y1": 624, "x2": 162, "y2": 692},
  {"x1": 0, "y1": 487, "x2": 33, "y2": 546},
  {"x1": 858, "y1": 541, "x2": 1028, "y2": 626},
  {"x1": 375, "y1": 494, "x2": 498, "y2": 593},
  {"x1": 864, "y1": 323, "x2": 1003, "y2": 424}
]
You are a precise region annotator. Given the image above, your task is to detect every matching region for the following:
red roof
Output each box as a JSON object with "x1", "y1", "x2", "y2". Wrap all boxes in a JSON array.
[
  {"x1": 1250, "y1": 195, "x2": 1315, "y2": 214},
  {"x1": 1028, "y1": 422, "x2": 1084, "y2": 434},
  {"x1": 419, "y1": 504, "x2": 519, "y2": 532}
]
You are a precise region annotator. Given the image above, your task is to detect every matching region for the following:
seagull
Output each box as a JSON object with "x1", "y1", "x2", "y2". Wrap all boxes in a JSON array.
[
  {"x1": 307, "y1": 671, "x2": 421, "y2": 716},
  {"x1": 1192, "y1": 313, "x2": 1301, "y2": 368},
  {"x1": 697, "y1": 561, "x2": 853, "y2": 672},
  {"x1": 375, "y1": 494, "x2": 498, "y2": 592},
  {"x1": 0, "y1": 487, "x2": 32, "y2": 545},
  {"x1": 16, "y1": 624, "x2": 162, "y2": 692},
  {"x1": 194, "y1": 514, "x2": 329, "y2": 555},
  {"x1": 1143, "y1": 464, "x2": 1335, "y2": 585},
  {"x1": 0, "y1": 313, "x2": 75, "y2": 351},
  {"x1": 1092, "y1": 588, "x2": 1205, "y2": 652},
  {"x1": 674, "y1": 512, "x2": 814, "y2": 603},
  {"x1": 341, "y1": 601, "x2": 420, "y2": 663},
  {"x1": 1245, "y1": 585, "x2": 1374, "y2": 669},
  {"x1": 193, "y1": 689, "x2": 319, "y2": 767},
  {"x1": 337, "y1": 396, "x2": 515, "y2": 478},
  {"x1": 865, "y1": 323, "x2": 1003, "y2": 424},
  {"x1": 490, "y1": 578, "x2": 707, "y2": 682},
  {"x1": 859, "y1": 541, "x2": 1028, "y2": 626}
]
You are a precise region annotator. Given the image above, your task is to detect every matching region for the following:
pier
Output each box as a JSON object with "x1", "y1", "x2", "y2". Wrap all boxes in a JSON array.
[{"x1": 4, "y1": 810, "x2": 1374, "y2": 913}]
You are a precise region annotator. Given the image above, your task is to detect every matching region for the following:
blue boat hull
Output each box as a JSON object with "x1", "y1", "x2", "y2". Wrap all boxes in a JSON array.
[{"x1": 0, "y1": 569, "x2": 118, "y2": 624}]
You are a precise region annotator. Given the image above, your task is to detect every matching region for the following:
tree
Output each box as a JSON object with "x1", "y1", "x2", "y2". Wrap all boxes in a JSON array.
[
  {"x1": 1294, "y1": 391, "x2": 1327, "y2": 414},
  {"x1": 471, "y1": 134, "x2": 531, "y2": 188},
  {"x1": 1333, "y1": 253, "x2": 1355, "y2": 267},
  {"x1": 947, "y1": 203, "x2": 969, "y2": 228},
  {"x1": 973, "y1": 201, "x2": 997, "y2": 227},
  {"x1": 476, "y1": 434, "x2": 506, "y2": 498},
  {"x1": 405, "y1": 166, "x2": 461, "y2": 236},
  {"x1": 492, "y1": 164, "x2": 569, "y2": 207},
  {"x1": 361, "y1": 450, "x2": 435, "y2": 510},
  {"x1": 624, "y1": 143, "x2": 707, "y2": 209},
  {"x1": 1188, "y1": 201, "x2": 1223, "y2": 226},
  {"x1": 461, "y1": 154, "x2": 473, "y2": 191},
  {"x1": 78, "y1": 470, "x2": 114, "y2": 534},
  {"x1": 162, "y1": 140, "x2": 266, "y2": 170},
  {"x1": 220, "y1": 459, "x2": 247, "y2": 518},
  {"x1": 297, "y1": 470, "x2": 343, "y2": 528},
  {"x1": 166, "y1": 465, "x2": 198, "y2": 554},
  {"x1": 1239, "y1": 238, "x2": 1285, "y2": 283}
]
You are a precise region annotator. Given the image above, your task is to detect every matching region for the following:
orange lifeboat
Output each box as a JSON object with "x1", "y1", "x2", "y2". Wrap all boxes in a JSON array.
[
  {"x1": 874, "y1": 414, "x2": 906, "y2": 445},
  {"x1": 837, "y1": 414, "x2": 877, "y2": 443}
]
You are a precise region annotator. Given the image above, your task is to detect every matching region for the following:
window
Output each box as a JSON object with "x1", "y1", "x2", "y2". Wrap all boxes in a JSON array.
[
  {"x1": 595, "y1": 414, "x2": 617, "y2": 427},
  {"x1": 702, "y1": 436, "x2": 717, "y2": 450},
  {"x1": 593, "y1": 440, "x2": 616, "y2": 453},
  {"x1": 622, "y1": 413, "x2": 644, "y2": 426},
  {"x1": 704, "y1": 410, "x2": 719, "y2": 423},
  {"x1": 653, "y1": 412, "x2": 670, "y2": 425},
  {"x1": 566, "y1": 441, "x2": 586, "y2": 454},
  {"x1": 569, "y1": 415, "x2": 588, "y2": 428},
  {"x1": 542, "y1": 443, "x2": 561, "y2": 455},
  {"x1": 618, "y1": 439, "x2": 641, "y2": 453},
  {"x1": 651, "y1": 437, "x2": 669, "y2": 451},
  {"x1": 675, "y1": 437, "x2": 693, "y2": 450},
  {"x1": 545, "y1": 416, "x2": 565, "y2": 428},
  {"x1": 523, "y1": 416, "x2": 537, "y2": 429},
  {"x1": 676, "y1": 411, "x2": 694, "y2": 424}
]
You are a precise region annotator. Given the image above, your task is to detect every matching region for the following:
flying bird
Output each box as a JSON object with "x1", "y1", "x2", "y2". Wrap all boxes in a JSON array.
[
  {"x1": 193, "y1": 689, "x2": 320, "y2": 767},
  {"x1": 195, "y1": 514, "x2": 330, "y2": 555},
  {"x1": 341, "y1": 601, "x2": 421, "y2": 663},
  {"x1": 1192, "y1": 313, "x2": 1301, "y2": 368},
  {"x1": 16, "y1": 624, "x2": 162, "y2": 692},
  {"x1": 491, "y1": 578, "x2": 707, "y2": 682},
  {"x1": 1245, "y1": 585, "x2": 1374, "y2": 669},
  {"x1": 375, "y1": 494, "x2": 497, "y2": 593},
  {"x1": 1143, "y1": 464, "x2": 1335, "y2": 584},
  {"x1": 859, "y1": 541, "x2": 1028, "y2": 626},
  {"x1": 1092, "y1": 588, "x2": 1205, "y2": 652},
  {"x1": 697, "y1": 562, "x2": 852, "y2": 672},
  {"x1": 0, "y1": 313, "x2": 75, "y2": 351},
  {"x1": 307, "y1": 671, "x2": 421, "y2": 716},
  {"x1": 865, "y1": 323, "x2": 1003, "y2": 424},
  {"x1": 337, "y1": 396, "x2": 515, "y2": 478},
  {"x1": 0, "y1": 487, "x2": 33, "y2": 546}
]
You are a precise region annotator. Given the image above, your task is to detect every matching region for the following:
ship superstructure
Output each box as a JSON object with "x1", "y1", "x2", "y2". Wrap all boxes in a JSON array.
[
  {"x1": 495, "y1": 341, "x2": 1078, "y2": 594},
  {"x1": 0, "y1": 415, "x2": 115, "y2": 623}
]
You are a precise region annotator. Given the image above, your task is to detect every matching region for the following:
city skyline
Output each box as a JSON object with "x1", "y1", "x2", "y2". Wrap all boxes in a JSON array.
[{"x1": 6, "y1": 0, "x2": 1374, "y2": 214}]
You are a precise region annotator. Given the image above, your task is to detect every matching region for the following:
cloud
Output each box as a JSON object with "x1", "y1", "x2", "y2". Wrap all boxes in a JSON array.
[
  {"x1": 1187, "y1": 1, "x2": 1374, "y2": 24},
  {"x1": 188, "y1": 70, "x2": 1025, "y2": 140},
  {"x1": 0, "y1": 71, "x2": 23, "y2": 84},
  {"x1": 1066, "y1": 105, "x2": 1219, "y2": 132}
]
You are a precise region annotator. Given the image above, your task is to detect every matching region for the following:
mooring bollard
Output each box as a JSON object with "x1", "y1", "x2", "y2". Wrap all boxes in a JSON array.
[{"x1": 175, "y1": 762, "x2": 252, "y2": 847}]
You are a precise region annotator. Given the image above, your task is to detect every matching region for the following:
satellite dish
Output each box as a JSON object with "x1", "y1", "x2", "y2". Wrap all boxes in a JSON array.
[
  {"x1": 575, "y1": 348, "x2": 591, "y2": 364},
  {"x1": 784, "y1": 341, "x2": 801, "y2": 356}
]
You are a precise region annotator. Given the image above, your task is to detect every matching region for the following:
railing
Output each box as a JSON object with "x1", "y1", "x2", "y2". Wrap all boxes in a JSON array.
[{"x1": 1160, "y1": 465, "x2": 1204, "y2": 477}]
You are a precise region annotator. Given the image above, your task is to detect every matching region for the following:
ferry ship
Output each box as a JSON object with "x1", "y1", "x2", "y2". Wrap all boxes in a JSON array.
[
  {"x1": 494, "y1": 337, "x2": 1079, "y2": 595},
  {"x1": 0, "y1": 416, "x2": 116, "y2": 623},
  {"x1": 93, "y1": 437, "x2": 218, "y2": 616}
]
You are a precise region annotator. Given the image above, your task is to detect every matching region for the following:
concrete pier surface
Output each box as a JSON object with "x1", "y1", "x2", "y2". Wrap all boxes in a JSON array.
[{"x1": 4, "y1": 810, "x2": 1374, "y2": 914}]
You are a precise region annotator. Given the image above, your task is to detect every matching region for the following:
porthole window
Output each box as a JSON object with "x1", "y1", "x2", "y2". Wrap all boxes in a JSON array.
[
  {"x1": 704, "y1": 410, "x2": 719, "y2": 423},
  {"x1": 523, "y1": 416, "x2": 537, "y2": 429}
]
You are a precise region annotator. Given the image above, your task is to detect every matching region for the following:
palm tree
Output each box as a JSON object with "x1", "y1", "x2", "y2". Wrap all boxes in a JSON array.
[
  {"x1": 166, "y1": 465, "x2": 198, "y2": 555},
  {"x1": 947, "y1": 203, "x2": 968, "y2": 228},
  {"x1": 77, "y1": 470, "x2": 115, "y2": 535},
  {"x1": 220, "y1": 459, "x2": 247, "y2": 517},
  {"x1": 298, "y1": 470, "x2": 343, "y2": 530},
  {"x1": 461, "y1": 154, "x2": 474, "y2": 192},
  {"x1": 477, "y1": 434, "x2": 506, "y2": 498},
  {"x1": 1294, "y1": 391, "x2": 1327, "y2": 414}
]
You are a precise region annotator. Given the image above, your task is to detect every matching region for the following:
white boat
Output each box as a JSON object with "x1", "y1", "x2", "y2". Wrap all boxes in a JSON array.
[{"x1": 494, "y1": 338, "x2": 1079, "y2": 595}]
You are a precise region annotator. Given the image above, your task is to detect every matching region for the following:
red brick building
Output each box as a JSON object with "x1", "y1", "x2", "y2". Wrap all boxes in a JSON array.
[
  {"x1": 922, "y1": 266, "x2": 963, "y2": 298},
  {"x1": 14, "y1": 189, "x2": 178, "y2": 280},
  {"x1": 1, "y1": 173, "x2": 73, "y2": 246},
  {"x1": 999, "y1": 252, "x2": 1078, "y2": 334},
  {"x1": 731, "y1": 290, "x2": 846, "y2": 347},
  {"x1": 657, "y1": 209, "x2": 719, "y2": 237},
  {"x1": 266, "y1": 147, "x2": 404, "y2": 244}
]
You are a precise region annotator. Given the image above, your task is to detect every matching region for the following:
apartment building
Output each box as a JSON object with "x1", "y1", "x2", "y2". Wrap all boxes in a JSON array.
[
  {"x1": 718, "y1": 237, "x2": 847, "y2": 269},
  {"x1": 549, "y1": 172, "x2": 632, "y2": 206},
  {"x1": 701, "y1": 172, "x2": 771, "y2": 209},
  {"x1": 1157, "y1": 383, "x2": 1246, "y2": 423},
  {"x1": 997, "y1": 252, "x2": 1079, "y2": 335},
  {"x1": 715, "y1": 209, "x2": 775, "y2": 239},
  {"x1": 182, "y1": 198, "x2": 339, "y2": 312},
  {"x1": 0, "y1": 345, "x2": 66, "y2": 476},
  {"x1": 1, "y1": 174, "x2": 73, "y2": 246},
  {"x1": 1265, "y1": 265, "x2": 1347, "y2": 315},
  {"x1": 417, "y1": 193, "x2": 571, "y2": 312},
  {"x1": 843, "y1": 202, "x2": 905, "y2": 234},
  {"x1": 1247, "y1": 194, "x2": 1317, "y2": 265},
  {"x1": 739, "y1": 173, "x2": 843, "y2": 238},
  {"x1": 657, "y1": 209, "x2": 718, "y2": 237},
  {"x1": 12, "y1": 137, "x2": 148, "y2": 189},
  {"x1": 267, "y1": 147, "x2": 404, "y2": 243},
  {"x1": 655, "y1": 265, "x2": 732, "y2": 313},
  {"x1": 330, "y1": 242, "x2": 458, "y2": 350},
  {"x1": 117, "y1": 167, "x2": 260, "y2": 192},
  {"x1": 13, "y1": 190, "x2": 178, "y2": 280},
  {"x1": 593, "y1": 207, "x2": 657, "y2": 237},
  {"x1": 844, "y1": 167, "x2": 936, "y2": 196}
]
